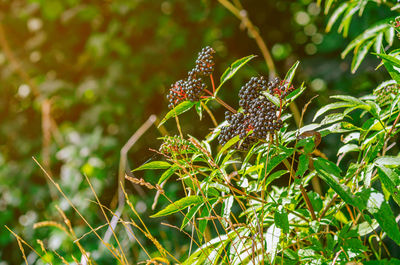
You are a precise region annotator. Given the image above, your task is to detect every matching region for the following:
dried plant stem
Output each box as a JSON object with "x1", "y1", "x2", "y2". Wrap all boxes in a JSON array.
[
  {"x1": 32, "y1": 157, "x2": 124, "y2": 264},
  {"x1": 217, "y1": 0, "x2": 276, "y2": 77}
]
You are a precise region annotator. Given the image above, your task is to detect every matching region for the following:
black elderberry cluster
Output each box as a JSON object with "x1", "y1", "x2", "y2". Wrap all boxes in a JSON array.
[
  {"x1": 167, "y1": 46, "x2": 216, "y2": 109},
  {"x1": 167, "y1": 77, "x2": 206, "y2": 109},
  {"x1": 374, "y1": 84, "x2": 399, "y2": 105},
  {"x1": 218, "y1": 76, "x2": 292, "y2": 150}
]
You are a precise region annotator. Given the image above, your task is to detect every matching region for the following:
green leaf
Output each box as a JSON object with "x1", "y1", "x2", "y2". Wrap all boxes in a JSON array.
[
  {"x1": 133, "y1": 161, "x2": 171, "y2": 171},
  {"x1": 158, "y1": 101, "x2": 195, "y2": 127},
  {"x1": 283, "y1": 61, "x2": 300, "y2": 87},
  {"x1": 313, "y1": 102, "x2": 353, "y2": 121},
  {"x1": 376, "y1": 166, "x2": 400, "y2": 207},
  {"x1": 274, "y1": 206, "x2": 289, "y2": 233},
  {"x1": 195, "y1": 101, "x2": 202, "y2": 120},
  {"x1": 181, "y1": 202, "x2": 204, "y2": 229},
  {"x1": 342, "y1": 19, "x2": 392, "y2": 59},
  {"x1": 385, "y1": 27, "x2": 395, "y2": 46},
  {"x1": 337, "y1": 144, "x2": 359, "y2": 156},
  {"x1": 375, "y1": 156, "x2": 400, "y2": 167},
  {"x1": 374, "y1": 32, "x2": 383, "y2": 54},
  {"x1": 296, "y1": 154, "x2": 308, "y2": 177},
  {"x1": 198, "y1": 199, "x2": 218, "y2": 242},
  {"x1": 326, "y1": 2, "x2": 348, "y2": 32},
  {"x1": 364, "y1": 259, "x2": 400, "y2": 265},
  {"x1": 221, "y1": 196, "x2": 234, "y2": 228},
  {"x1": 359, "y1": 189, "x2": 400, "y2": 245},
  {"x1": 216, "y1": 55, "x2": 257, "y2": 95},
  {"x1": 265, "y1": 170, "x2": 288, "y2": 188},
  {"x1": 314, "y1": 157, "x2": 362, "y2": 208},
  {"x1": 151, "y1": 196, "x2": 204, "y2": 218},
  {"x1": 261, "y1": 91, "x2": 280, "y2": 107},
  {"x1": 285, "y1": 82, "x2": 306, "y2": 103},
  {"x1": 351, "y1": 38, "x2": 374, "y2": 73},
  {"x1": 216, "y1": 135, "x2": 240, "y2": 163},
  {"x1": 158, "y1": 165, "x2": 179, "y2": 184},
  {"x1": 375, "y1": 53, "x2": 400, "y2": 83}
]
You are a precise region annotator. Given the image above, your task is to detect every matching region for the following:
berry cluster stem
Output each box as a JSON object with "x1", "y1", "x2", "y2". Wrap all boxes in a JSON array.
[
  {"x1": 210, "y1": 74, "x2": 216, "y2": 94},
  {"x1": 204, "y1": 88, "x2": 237, "y2": 114}
]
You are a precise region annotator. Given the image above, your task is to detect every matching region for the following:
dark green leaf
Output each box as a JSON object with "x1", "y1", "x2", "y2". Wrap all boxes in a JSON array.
[
  {"x1": 314, "y1": 157, "x2": 362, "y2": 208},
  {"x1": 296, "y1": 154, "x2": 308, "y2": 177},
  {"x1": 274, "y1": 206, "x2": 289, "y2": 233}
]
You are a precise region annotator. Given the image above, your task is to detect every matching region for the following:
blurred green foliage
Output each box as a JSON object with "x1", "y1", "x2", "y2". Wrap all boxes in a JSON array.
[{"x1": 0, "y1": 0, "x2": 397, "y2": 263}]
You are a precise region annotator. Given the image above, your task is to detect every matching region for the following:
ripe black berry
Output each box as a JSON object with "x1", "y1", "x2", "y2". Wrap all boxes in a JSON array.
[
  {"x1": 218, "y1": 76, "x2": 285, "y2": 150},
  {"x1": 193, "y1": 46, "x2": 215, "y2": 76},
  {"x1": 167, "y1": 77, "x2": 206, "y2": 109}
]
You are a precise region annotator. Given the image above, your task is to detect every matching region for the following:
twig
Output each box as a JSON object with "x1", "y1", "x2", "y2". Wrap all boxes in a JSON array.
[
  {"x1": 204, "y1": 88, "x2": 237, "y2": 113},
  {"x1": 217, "y1": 0, "x2": 276, "y2": 77}
]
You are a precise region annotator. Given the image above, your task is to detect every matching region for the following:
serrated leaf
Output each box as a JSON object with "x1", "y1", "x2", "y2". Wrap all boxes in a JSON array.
[
  {"x1": 338, "y1": 3, "x2": 359, "y2": 37},
  {"x1": 320, "y1": 113, "x2": 345, "y2": 125},
  {"x1": 385, "y1": 26, "x2": 395, "y2": 46},
  {"x1": 133, "y1": 161, "x2": 171, "y2": 171},
  {"x1": 376, "y1": 52, "x2": 400, "y2": 82},
  {"x1": 265, "y1": 170, "x2": 287, "y2": 188},
  {"x1": 374, "y1": 32, "x2": 383, "y2": 54},
  {"x1": 151, "y1": 195, "x2": 204, "y2": 218},
  {"x1": 158, "y1": 101, "x2": 195, "y2": 127},
  {"x1": 285, "y1": 82, "x2": 306, "y2": 103},
  {"x1": 216, "y1": 55, "x2": 256, "y2": 95}
]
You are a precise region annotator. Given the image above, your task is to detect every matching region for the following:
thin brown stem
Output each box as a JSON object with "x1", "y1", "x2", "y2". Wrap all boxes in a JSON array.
[{"x1": 204, "y1": 88, "x2": 237, "y2": 114}]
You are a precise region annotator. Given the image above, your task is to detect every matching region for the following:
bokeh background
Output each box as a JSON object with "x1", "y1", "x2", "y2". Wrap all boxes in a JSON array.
[{"x1": 0, "y1": 0, "x2": 393, "y2": 263}]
